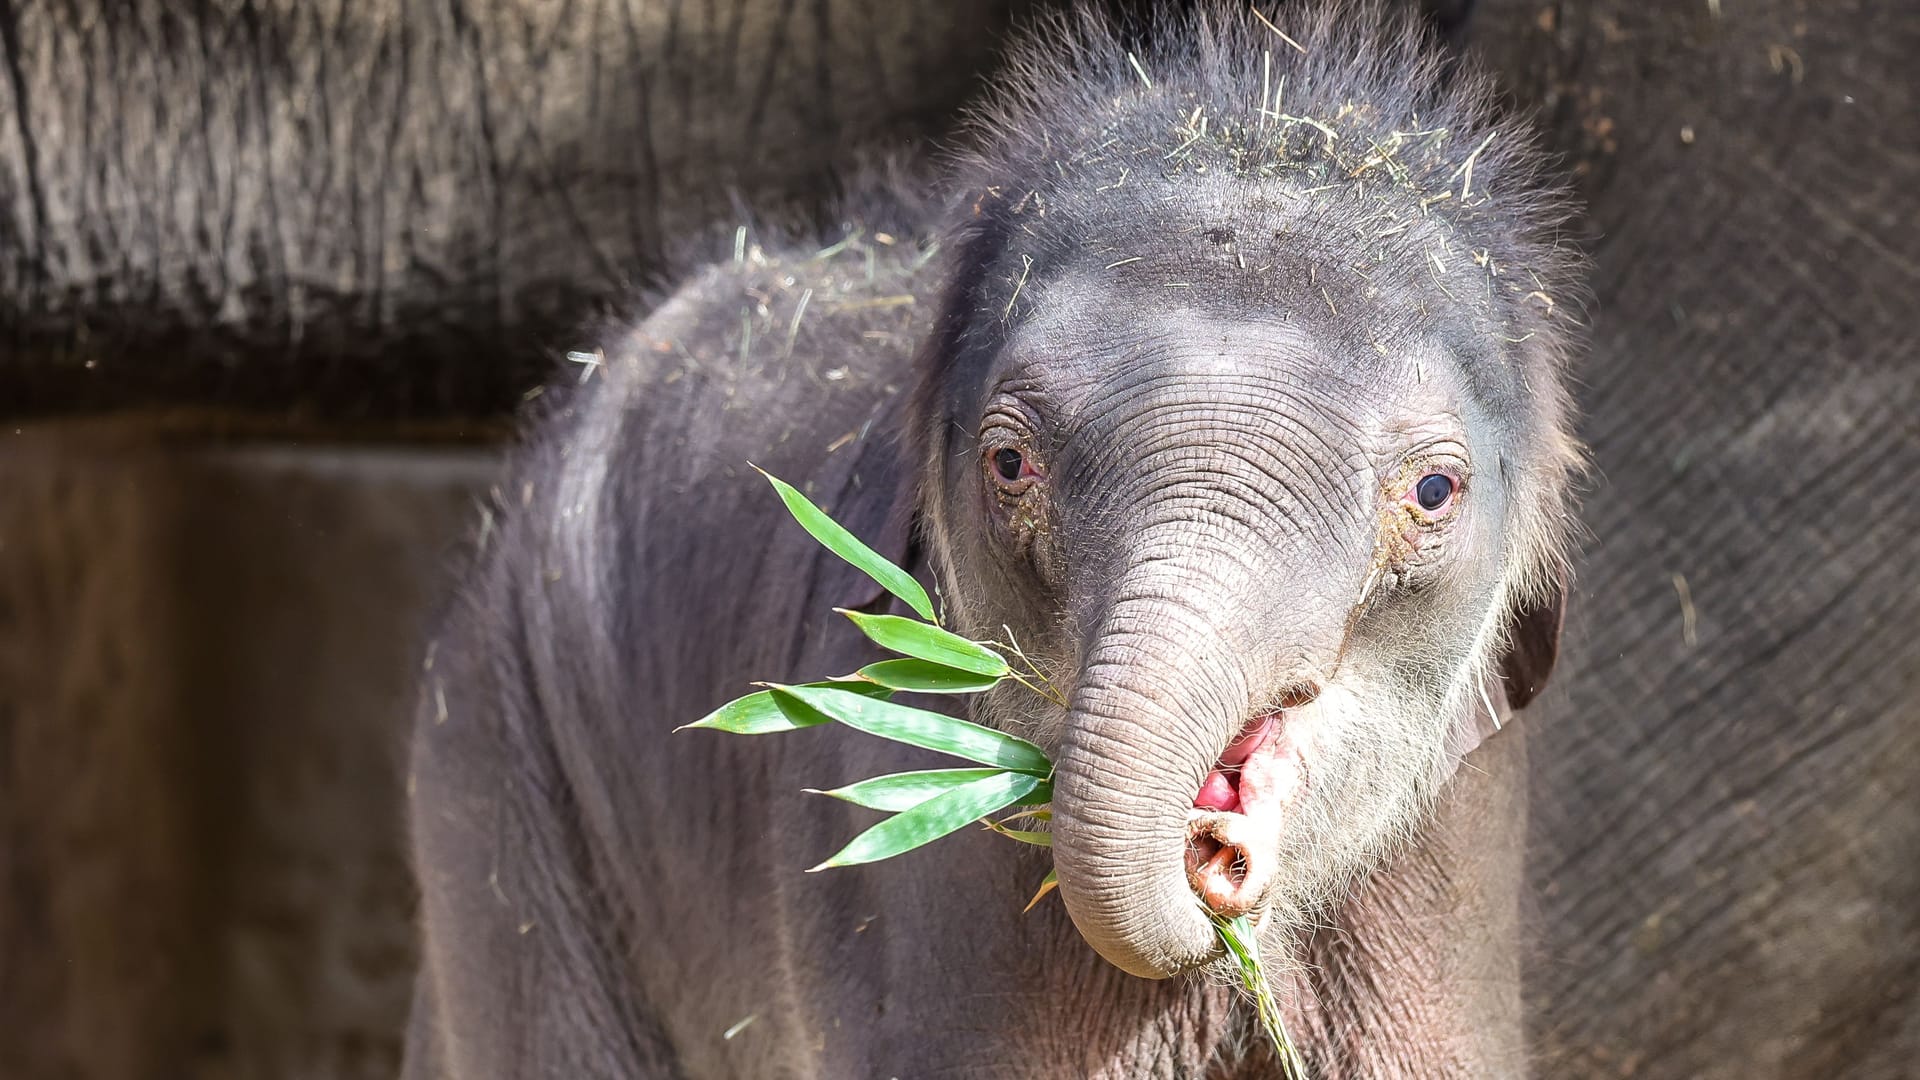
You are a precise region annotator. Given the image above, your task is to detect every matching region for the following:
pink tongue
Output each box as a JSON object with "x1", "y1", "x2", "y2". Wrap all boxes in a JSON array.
[
  {"x1": 1193, "y1": 714, "x2": 1278, "y2": 812},
  {"x1": 1194, "y1": 770, "x2": 1239, "y2": 812},
  {"x1": 1220, "y1": 714, "x2": 1276, "y2": 767}
]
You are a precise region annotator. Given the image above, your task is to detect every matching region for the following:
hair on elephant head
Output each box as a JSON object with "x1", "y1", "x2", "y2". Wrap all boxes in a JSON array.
[{"x1": 908, "y1": 0, "x2": 1584, "y2": 980}]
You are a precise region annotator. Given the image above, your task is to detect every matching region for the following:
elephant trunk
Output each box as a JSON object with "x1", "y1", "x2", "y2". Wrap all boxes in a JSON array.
[{"x1": 1049, "y1": 591, "x2": 1257, "y2": 978}]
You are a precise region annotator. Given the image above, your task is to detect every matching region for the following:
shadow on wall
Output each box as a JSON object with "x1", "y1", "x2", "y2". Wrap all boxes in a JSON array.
[{"x1": 0, "y1": 423, "x2": 493, "y2": 1080}]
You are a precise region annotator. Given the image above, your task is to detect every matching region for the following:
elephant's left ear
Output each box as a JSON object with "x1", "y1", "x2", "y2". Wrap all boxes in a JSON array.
[{"x1": 1499, "y1": 573, "x2": 1567, "y2": 709}]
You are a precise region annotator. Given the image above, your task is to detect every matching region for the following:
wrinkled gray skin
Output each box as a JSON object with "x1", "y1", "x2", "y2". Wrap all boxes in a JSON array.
[
  {"x1": 408, "y1": 219, "x2": 1273, "y2": 1079},
  {"x1": 1473, "y1": 1, "x2": 1920, "y2": 1074},
  {"x1": 909, "y1": 6, "x2": 1583, "y2": 988},
  {"x1": 408, "y1": 7, "x2": 1580, "y2": 1077},
  {"x1": 0, "y1": 0, "x2": 1042, "y2": 414},
  {"x1": 0, "y1": 0, "x2": 1474, "y2": 417}
]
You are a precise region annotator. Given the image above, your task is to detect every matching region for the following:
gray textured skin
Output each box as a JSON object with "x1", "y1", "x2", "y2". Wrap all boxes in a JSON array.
[
  {"x1": 408, "y1": 7, "x2": 1581, "y2": 1076},
  {"x1": 406, "y1": 226, "x2": 1525, "y2": 1080},
  {"x1": 0, "y1": 0, "x2": 1037, "y2": 415},
  {"x1": 0, "y1": 0, "x2": 1480, "y2": 419},
  {"x1": 1463, "y1": 1, "x2": 1920, "y2": 1076},
  {"x1": 405, "y1": 217, "x2": 1269, "y2": 1079},
  {"x1": 907, "y1": 0, "x2": 1585, "y2": 991}
]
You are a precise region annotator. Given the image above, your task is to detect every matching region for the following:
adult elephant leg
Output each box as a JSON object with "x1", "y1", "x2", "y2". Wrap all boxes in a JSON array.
[{"x1": 1464, "y1": 1, "x2": 1920, "y2": 1076}]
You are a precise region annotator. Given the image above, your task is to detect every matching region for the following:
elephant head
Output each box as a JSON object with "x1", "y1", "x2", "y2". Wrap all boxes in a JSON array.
[{"x1": 909, "y1": 3, "x2": 1581, "y2": 979}]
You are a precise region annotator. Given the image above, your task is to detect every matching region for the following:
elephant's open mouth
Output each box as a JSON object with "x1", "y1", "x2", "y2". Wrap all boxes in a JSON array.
[{"x1": 1185, "y1": 708, "x2": 1307, "y2": 918}]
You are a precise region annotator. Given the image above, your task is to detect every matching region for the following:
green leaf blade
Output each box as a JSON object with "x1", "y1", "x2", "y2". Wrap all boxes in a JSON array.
[
  {"x1": 982, "y1": 820, "x2": 1053, "y2": 846},
  {"x1": 809, "y1": 768, "x2": 1005, "y2": 812},
  {"x1": 678, "y1": 680, "x2": 888, "y2": 735},
  {"x1": 839, "y1": 612, "x2": 1010, "y2": 678},
  {"x1": 1024, "y1": 869, "x2": 1059, "y2": 913},
  {"x1": 757, "y1": 468, "x2": 937, "y2": 623},
  {"x1": 1212, "y1": 911, "x2": 1309, "y2": 1079},
  {"x1": 1014, "y1": 781, "x2": 1053, "y2": 807},
  {"x1": 855, "y1": 658, "x2": 1003, "y2": 695},
  {"x1": 809, "y1": 771, "x2": 1041, "y2": 870},
  {"x1": 770, "y1": 686, "x2": 1050, "y2": 775}
]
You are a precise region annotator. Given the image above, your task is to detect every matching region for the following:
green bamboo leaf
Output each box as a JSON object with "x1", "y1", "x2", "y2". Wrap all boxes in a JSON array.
[
  {"x1": 1024, "y1": 869, "x2": 1059, "y2": 913},
  {"x1": 808, "y1": 771, "x2": 1041, "y2": 870},
  {"x1": 808, "y1": 768, "x2": 1004, "y2": 812},
  {"x1": 1014, "y1": 781, "x2": 1053, "y2": 807},
  {"x1": 1213, "y1": 911, "x2": 1309, "y2": 1079},
  {"x1": 838, "y1": 611, "x2": 1010, "y2": 678},
  {"x1": 769, "y1": 686, "x2": 1050, "y2": 775},
  {"x1": 757, "y1": 467, "x2": 937, "y2": 623},
  {"x1": 855, "y1": 658, "x2": 1003, "y2": 694},
  {"x1": 678, "y1": 680, "x2": 888, "y2": 734},
  {"x1": 982, "y1": 818, "x2": 1052, "y2": 846}
]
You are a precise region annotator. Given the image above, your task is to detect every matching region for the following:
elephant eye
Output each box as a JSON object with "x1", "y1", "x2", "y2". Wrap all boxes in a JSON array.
[
  {"x1": 993, "y1": 447, "x2": 1026, "y2": 483},
  {"x1": 1412, "y1": 472, "x2": 1456, "y2": 512}
]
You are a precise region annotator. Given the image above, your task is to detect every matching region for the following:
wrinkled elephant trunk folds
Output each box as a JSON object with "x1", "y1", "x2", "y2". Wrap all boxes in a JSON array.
[{"x1": 1049, "y1": 591, "x2": 1267, "y2": 979}]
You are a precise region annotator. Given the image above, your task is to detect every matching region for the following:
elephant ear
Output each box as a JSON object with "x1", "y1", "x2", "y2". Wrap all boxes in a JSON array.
[{"x1": 1499, "y1": 572, "x2": 1567, "y2": 710}]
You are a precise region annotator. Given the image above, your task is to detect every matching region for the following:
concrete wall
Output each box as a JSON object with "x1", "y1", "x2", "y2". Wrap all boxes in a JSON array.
[{"x1": 0, "y1": 424, "x2": 492, "y2": 1080}]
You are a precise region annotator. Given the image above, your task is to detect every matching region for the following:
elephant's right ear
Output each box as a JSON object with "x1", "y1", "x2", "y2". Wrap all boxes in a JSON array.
[{"x1": 1499, "y1": 572, "x2": 1567, "y2": 710}]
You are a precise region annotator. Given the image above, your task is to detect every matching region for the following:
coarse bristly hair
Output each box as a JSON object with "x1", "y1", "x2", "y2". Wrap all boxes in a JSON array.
[
  {"x1": 915, "y1": 0, "x2": 1586, "y2": 617},
  {"x1": 893, "y1": 1, "x2": 1589, "y2": 989}
]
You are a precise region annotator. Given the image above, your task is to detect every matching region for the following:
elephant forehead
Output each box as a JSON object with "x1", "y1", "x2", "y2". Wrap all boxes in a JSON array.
[
  {"x1": 1005, "y1": 293, "x2": 1432, "y2": 447},
  {"x1": 1039, "y1": 323, "x2": 1384, "y2": 554}
]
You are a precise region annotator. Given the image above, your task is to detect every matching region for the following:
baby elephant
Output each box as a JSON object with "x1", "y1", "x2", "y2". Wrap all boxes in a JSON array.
[{"x1": 405, "y1": 3, "x2": 1583, "y2": 1076}]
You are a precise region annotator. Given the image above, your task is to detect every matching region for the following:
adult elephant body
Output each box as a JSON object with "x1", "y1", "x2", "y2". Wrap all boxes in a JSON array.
[
  {"x1": 1467, "y1": 1, "x2": 1920, "y2": 1074},
  {"x1": 0, "y1": 0, "x2": 1481, "y2": 420}
]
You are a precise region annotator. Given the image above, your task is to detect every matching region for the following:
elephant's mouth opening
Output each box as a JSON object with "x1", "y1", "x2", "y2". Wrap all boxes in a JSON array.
[{"x1": 1185, "y1": 707, "x2": 1307, "y2": 918}]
